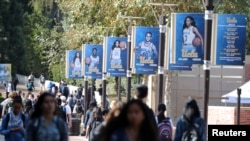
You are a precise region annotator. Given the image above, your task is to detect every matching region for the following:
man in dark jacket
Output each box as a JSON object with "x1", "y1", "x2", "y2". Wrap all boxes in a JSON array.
[{"x1": 133, "y1": 84, "x2": 158, "y2": 131}]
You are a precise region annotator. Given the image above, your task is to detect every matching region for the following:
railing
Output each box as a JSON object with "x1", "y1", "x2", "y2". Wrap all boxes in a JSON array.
[{"x1": 16, "y1": 74, "x2": 79, "y2": 94}]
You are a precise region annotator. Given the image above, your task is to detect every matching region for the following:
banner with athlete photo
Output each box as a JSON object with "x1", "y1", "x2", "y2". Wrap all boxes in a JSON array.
[
  {"x1": 131, "y1": 26, "x2": 159, "y2": 74},
  {"x1": 66, "y1": 50, "x2": 82, "y2": 79},
  {"x1": 82, "y1": 44, "x2": 103, "y2": 79},
  {"x1": 170, "y1": 13, "x2": 205, "y2": 65},
  {"x1": 165, "y1": 28, "x2": 192, "y2": 71},
  {"x1": 211, "y1": 14, "x2": 247, "y2": 65},
  {"x1": 0, "y1": 64, "x2": 11, "y2": 81},
  {"x1": 103, "y1": 37, "x2": 127, "y2": 77}
]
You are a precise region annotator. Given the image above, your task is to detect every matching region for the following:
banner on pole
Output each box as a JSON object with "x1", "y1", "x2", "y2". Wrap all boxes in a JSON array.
[
  {"x1": 66, "y1": 50, "x2": 82, "y2": 79},
  {"x1": 103, "y1": 37, "x2": 127, "y2": 77},
  {"x1": 82, "y1": 44, "x2": 103, "y2": 79},
  {"x1": 211, "y1": 14, "x2": 247, "y2": 65},
  {"x1": 165, "y1": 28, "x2": 192, "y2": 71},
  {"x1": 170, "y1": 13, "x2": 205, "y2": 65},
  {"x1": 131, "y1": 26, "x2": 160, "y2": 74},
  {"x1": 0, "y1": 64, "x2": 11, "y2": 82}
]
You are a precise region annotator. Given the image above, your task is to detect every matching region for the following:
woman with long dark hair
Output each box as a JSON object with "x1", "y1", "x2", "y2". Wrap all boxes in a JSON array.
[
  {"x1": 182, "y1": 16, "x2": 203, "y2": 49},
  {"x1": 25, "y1": 92, "x2": 68, "y2": 141},
  {"x1": 101, "y1": 99, "x2": 158, "y2": 141},
  {"x1": 174, "y1": 98, "x2": 206, "y2": 141}
]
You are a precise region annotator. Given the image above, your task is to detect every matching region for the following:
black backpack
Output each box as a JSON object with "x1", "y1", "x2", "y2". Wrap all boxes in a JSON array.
[
  {"x1": 58, "y1": 105, "x2": 67, "y2": 123},
  {"x1": 181, "y1": 117, "x2": 202, "y2": 141},
  {"x1": 62, "y1": 86, "x2": 69, "y2": 97},
  {"x1": 76, "y1": 103, "x2": 83, "y2": 114}
]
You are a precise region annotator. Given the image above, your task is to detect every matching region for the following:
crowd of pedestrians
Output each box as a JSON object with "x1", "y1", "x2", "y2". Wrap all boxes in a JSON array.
[{"x1": 0, "y1": 73, "x2": 206, "y2": 141}]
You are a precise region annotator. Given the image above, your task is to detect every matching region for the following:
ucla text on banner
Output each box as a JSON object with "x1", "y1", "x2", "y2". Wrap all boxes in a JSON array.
[
  {"x1": 0, "y1": 64, "x2": 11, "y2": 81},
  {"x1": 82, "y1": 44, "x2": 103, "y2": 79},
  {"x1": 211, "y1": 14, "x2": 247, "y2": 65},
  {"x1": 170, "y1": 13, "x2": 205, "y2": 65},
  {"x1": 103, "y1": 37, "x2": 127, "y2": 77},
  {"x1": 66, "y1": 50, "x2": 82, "y2": 79},
  {"x1": 208, "y1": 125, "x2": 250, "y2": 140},
  {"x1": 131, "y1": 26, "x2": 159, "y2": 74},
  {"x1": 165, "y1": 27, "x2": 192, "y2": 71}
]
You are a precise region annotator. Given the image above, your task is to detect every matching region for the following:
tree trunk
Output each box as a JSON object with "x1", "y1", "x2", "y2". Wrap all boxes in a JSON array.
[{"x1": 164, "y1": 71, "x2": 172, "y2": 117}]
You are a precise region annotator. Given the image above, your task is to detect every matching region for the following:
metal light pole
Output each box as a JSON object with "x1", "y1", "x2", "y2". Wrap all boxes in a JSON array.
[
  {"x1": 102, "y1": 73, "x2": 107, "y2": 108},
  {"x1": 237, "y1": 88, "x2": 241, "y2": 125},
  {"x1": 148, "y1": 2, "x2": 177, "y2": 104},
  {"x1": 119, "y1": 15, "x2": 144, "y2": 102},
  {"x1": 203, "y1": 0, "x2": 214, "y2": 125},
  {"x1": 84, "y1": 76, "x2": 89, "y2": 113},
  {"x1": 118, "y1": 77, "x2": 122, "y2": 101}
]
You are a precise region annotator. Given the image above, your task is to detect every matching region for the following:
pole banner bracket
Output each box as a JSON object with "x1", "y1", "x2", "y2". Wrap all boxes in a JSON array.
[
  {"x1": 127, "y1": 70, "x2": 132, "y2": 77},
  {"x1": 205, "y1": 10, "x2": 213, "y2": 20},
  {"x1": 203, "y1": 60, "x2": 211, "y2": 70},
  {"x1": 159, "y1": 25, "x2": 166, "y2": 33},
  {"x1": 128, "y1": 35, "x2": 131, "y2": 42},
  {"x1": 158, "y1": 66, "x2": 164, "y2": 74},
  {"x1": 102, "y1": 73, "x2": 107, "y2": 80}
]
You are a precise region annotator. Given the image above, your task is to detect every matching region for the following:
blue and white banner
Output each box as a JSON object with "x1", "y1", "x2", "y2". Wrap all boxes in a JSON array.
[
  {"x1": 170, "y1": 13, "x2": 205, "y2": 65},
  {"x1": 131, "y1": 26, "x2": 160, "y2": 74},
  {"x1": 82, "y1": 44, "x2": 103, "y2": 79},
  {"x1": 211, "y1": 14, "x2": 247, "y2": 65},
  {"x1": 165, "y1": 28, "x2": 192, "y2": 71},
  {"x1": 66, "y1": 50, "x2": 82, "y2": 78},
  {"x1": 103, "y1": 37, "x2": 127, "y2": 77},
  {"x1": 0, "y1": 64, "x2": 11, "y2": 81}
]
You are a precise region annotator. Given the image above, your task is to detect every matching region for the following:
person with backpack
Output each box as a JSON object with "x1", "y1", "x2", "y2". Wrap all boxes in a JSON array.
[
  {"x1": 28, "y1": 73, "x2": 35, "y2": 86},
  {"x1": 60, "y1": 96, "x2": 72, "y2": 129},
  {"x1": 39, "y1": 74, "x2": 45, "y2": 91},
  {"x1": 12, "y1": 76, "x2": 19, "y2": 91},
  {"x1": 26, "y1": 80, "x2": 34, "y2": 92},
  {"x1": 25, "y1": 92, "x2": 68, "y2": 141},
  {"x1": 77, "y1": 84, "x2": 83, "y2": 98},
  {"x1": 156, "y1": 103, "x2": 173, "y2": 141},
  {"x1": 73, "y1": 99, "x2": 83, "y2": 115},
  {"x1": 0, "y1": 98, "x2": 28, "y2": 141},
  {"x1": 86, "y1": 107, "x2": 104, "y2": 141},
  {"x1": 62, "y1": 83, "x2": 70, "y2": 99},
  {"x1": 67, "y1": 94, "x2": 76, "y2": 111},
  {"x1": 174, "y1": 98, "x2": 206, "y2": 141}
]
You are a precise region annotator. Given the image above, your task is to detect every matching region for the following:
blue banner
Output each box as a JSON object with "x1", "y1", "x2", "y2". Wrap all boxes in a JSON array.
[
  {"x1": 66, "y1": 50, "x2": 82, "y2": 79},
  {"x1": 170, "y1": 13, "x2": 205, "y2": 65},
  {"x1": 0, "y1": 64, "x2": 11, "y2": 81},
  {"x1": 104, "y1": 37, "x2": 127, "y2": 77},
  {"x1": 82, "y1": 44, "x2": 103, "y2": 79},
  {"x1": 211, "y1": 14, "x2": 247, "y2": 65},
  {"x1": 131, "y1": 26, "x2": 160, "y2": 74},
  {"x1": 165, "y1": 28, "x2": 192, "y2": 71}
]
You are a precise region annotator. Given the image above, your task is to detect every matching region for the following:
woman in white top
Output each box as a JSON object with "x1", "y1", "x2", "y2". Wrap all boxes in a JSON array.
[
  {"x1": 182, "y1": 16, "x2": 203, "y2": 50},
  {"x1": 71, "y1": 52, "x2": 82, "y2": 71}
]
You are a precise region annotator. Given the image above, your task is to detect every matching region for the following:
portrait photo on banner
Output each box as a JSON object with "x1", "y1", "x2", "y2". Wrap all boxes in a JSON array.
[
  {"x1": 83, "y1": 44, "x2": 103, "y2": 79},
  {"x1": 171, "y1": 13, "x2": 205, "y2": 65},
  {"x1": 0, "y1": 64, "x2": 11, "y2": 82},
  {"x1": 165, "y1": 28, "x2": 192, "y2": 71},
  {"x1": 105, "y1": 37, "x2": 127, "y2": 77},
  {"x1": 67, "y1": 50, "x2": 82, "y2": 78},
  {"x1": 132, "y1": 26, "x2": 159, "y2": 74}
]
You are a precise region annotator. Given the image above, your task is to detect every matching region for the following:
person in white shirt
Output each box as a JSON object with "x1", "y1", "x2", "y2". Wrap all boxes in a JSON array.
[
  {"x1": 60, "y1": 95, "x2": 72, "y2": 128},
  {"x1": 182, "y1": 16, "x2": 203, "y2": 50},
  {"x1": 89, "y1": 48, "x2": 100, "y2": 68},
  {"x1": 110, "y1": 40, "x2": 127, "y2": 67}
]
